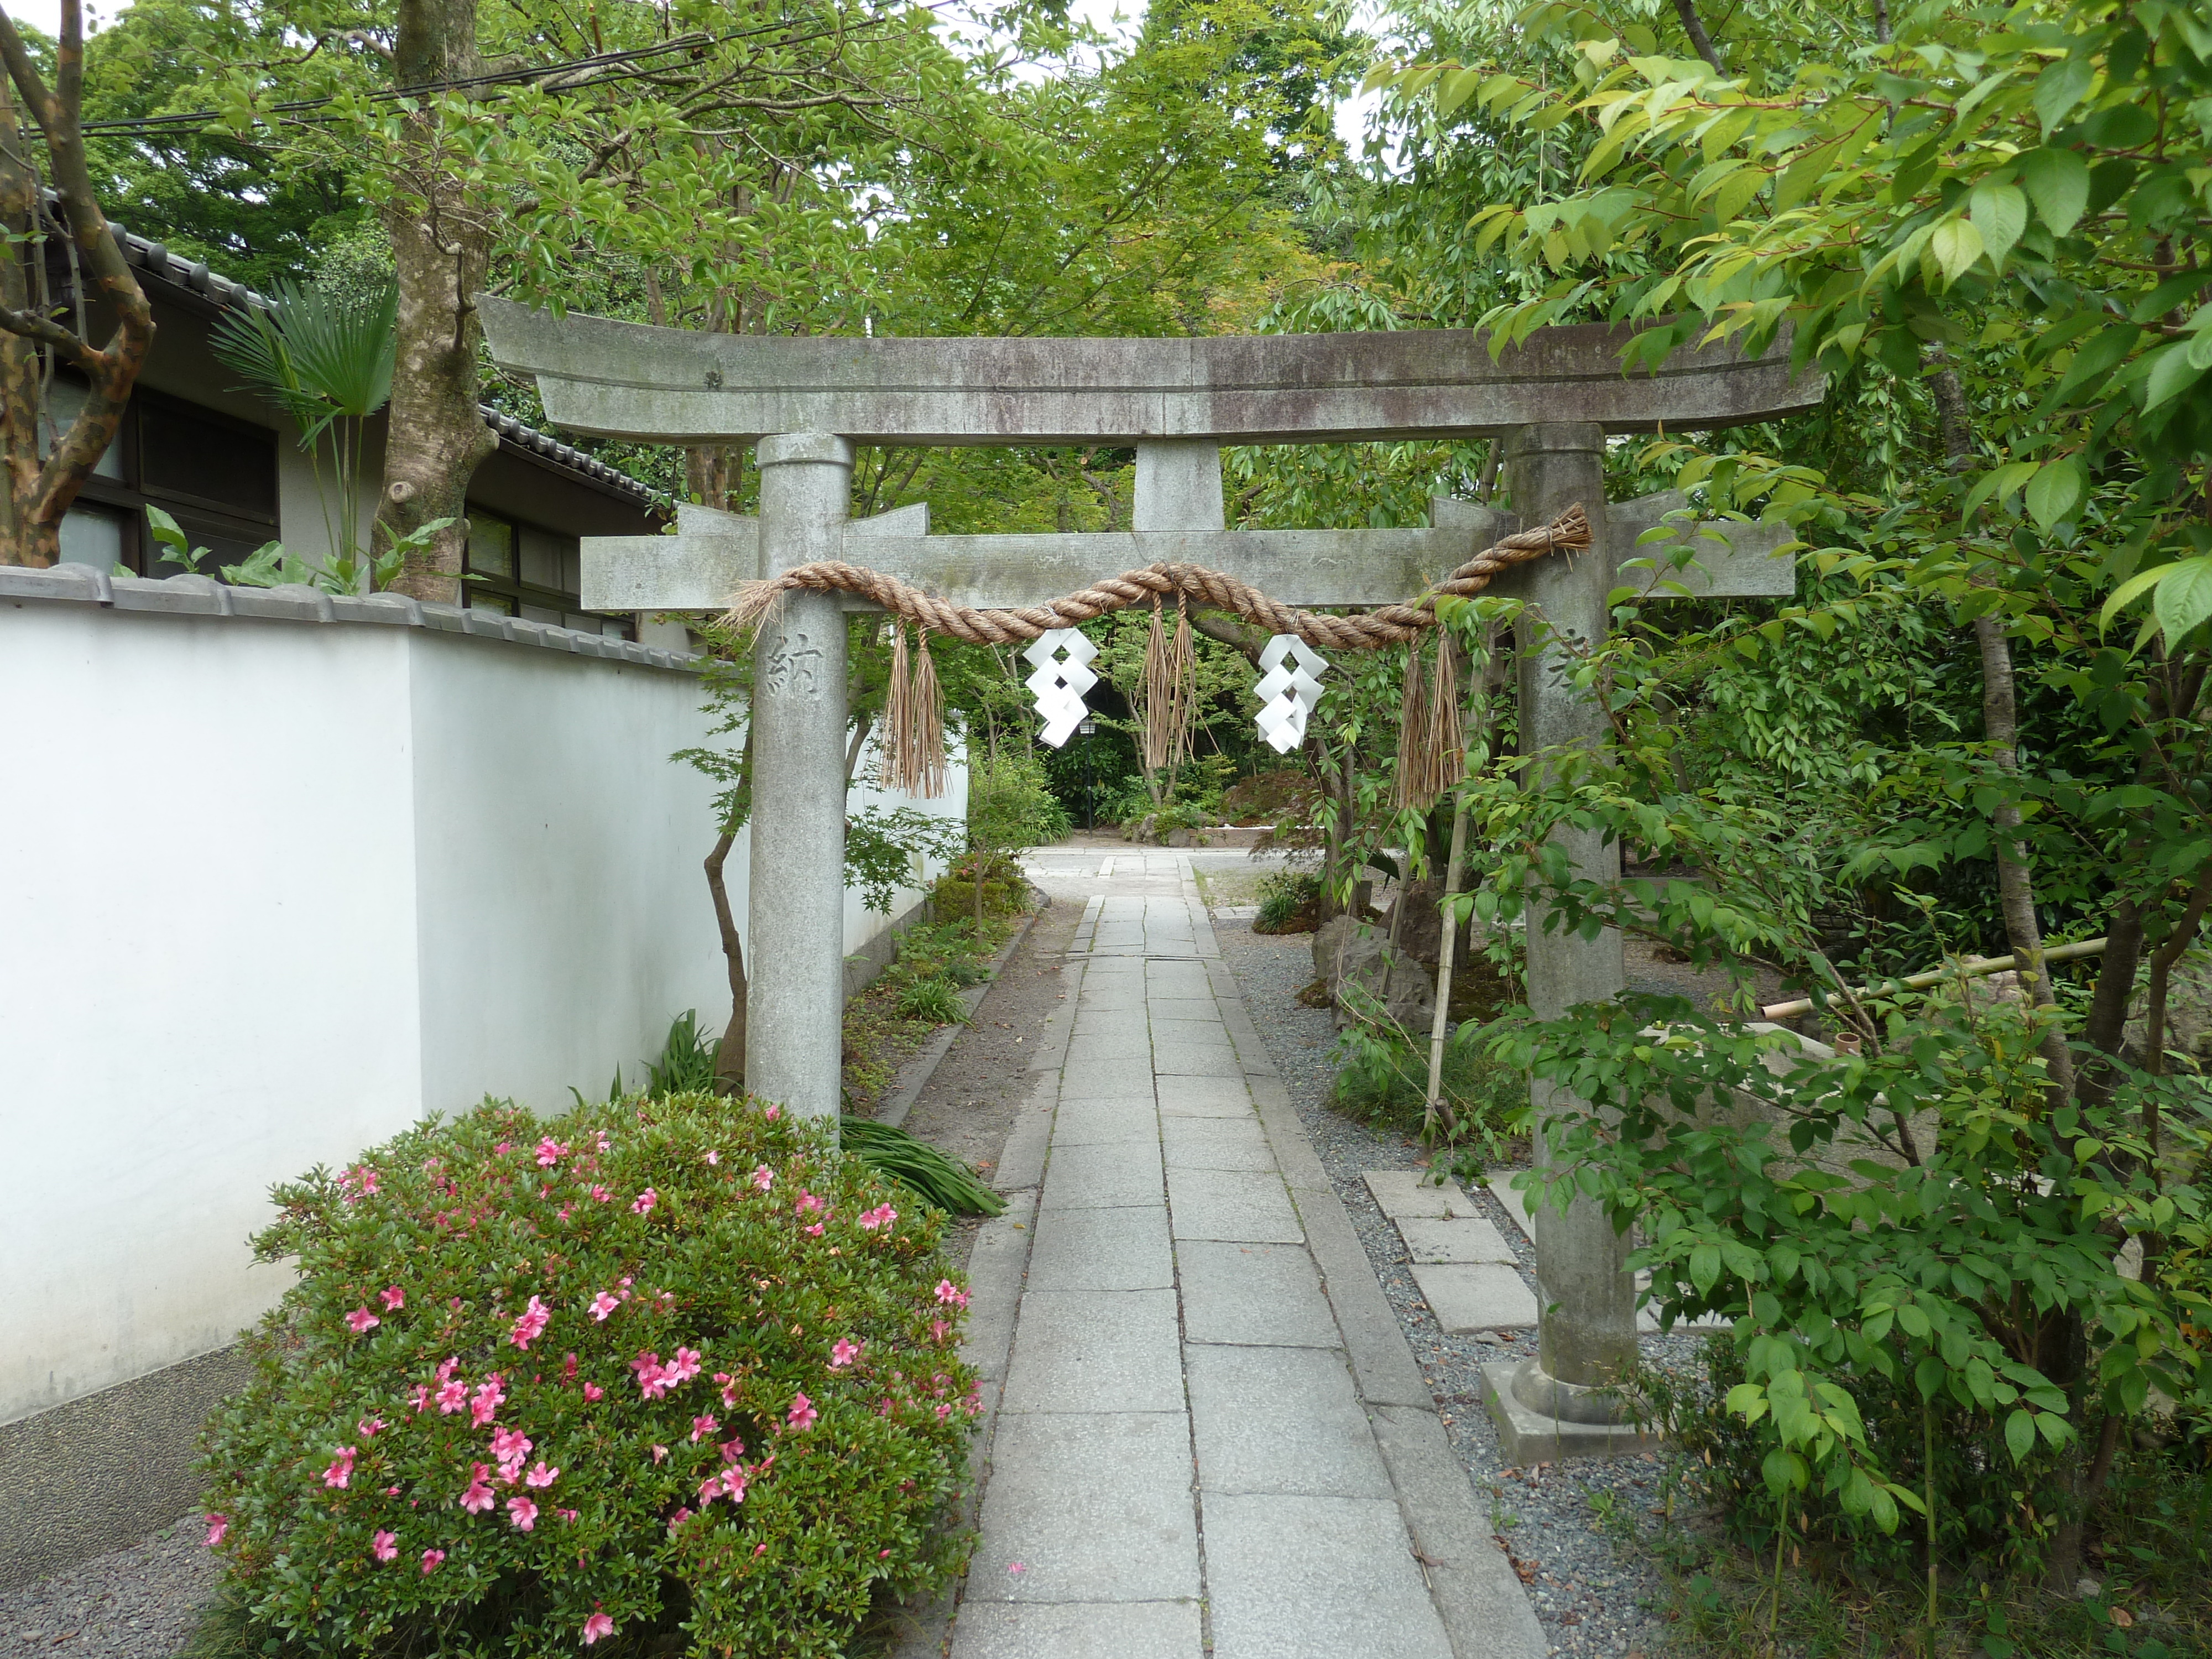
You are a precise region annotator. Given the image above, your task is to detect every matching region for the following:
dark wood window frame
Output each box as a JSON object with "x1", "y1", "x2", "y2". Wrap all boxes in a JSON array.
[
  {"x1": 60, "y1": 383, "x2": 281, "y2": 575},
  {"x1": 463, "y1": 503, "x2": 634, "y2": 641}
]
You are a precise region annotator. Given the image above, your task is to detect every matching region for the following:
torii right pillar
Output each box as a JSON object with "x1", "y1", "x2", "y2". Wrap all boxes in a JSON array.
[{"x1": 1483, "y1": 423, "x2": 1646, "y2": 1461}]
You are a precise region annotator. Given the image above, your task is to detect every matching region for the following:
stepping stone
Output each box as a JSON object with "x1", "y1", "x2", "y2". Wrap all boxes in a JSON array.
[
  {"x1": 1396, "y1": 1215, "x2": 1516, "y2": 1265},
  {"x1": 1361, "y1": 1170, "x2": 1477, "y2": 1220},
  {"x1": 1480, "y1": 1168, "x2": 1541, "y2": 1243},
  {"x1": 1407, "y1": 1263, "x2": 1540, "y2": 1333}
]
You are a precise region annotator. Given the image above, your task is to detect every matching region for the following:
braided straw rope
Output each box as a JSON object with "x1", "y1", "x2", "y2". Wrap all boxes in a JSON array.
[{"x1": 720, "y1": 504, "x2": 1590, "y2": 649}]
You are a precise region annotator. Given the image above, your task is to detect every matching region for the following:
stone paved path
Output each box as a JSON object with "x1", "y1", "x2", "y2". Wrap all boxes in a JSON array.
[{"x1": 941, "y1": 852, "x2": 1544, "y2": 1659}]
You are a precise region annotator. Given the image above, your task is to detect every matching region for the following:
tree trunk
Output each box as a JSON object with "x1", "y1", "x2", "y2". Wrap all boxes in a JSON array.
[
  {"x1": 1930, "y1": 354, "x2": 2077, "y2": 1095},
  {"x1": 0, "y1": 0, "x2": 155, "y2": 566},
  {"x1": 0, "y1": 70, "x2": 41, "y2": 560},
  {"x1": 706, "y1": 830, "x2": 747, "y2": 1092},
  {"x1": 379, "y1": 0, "x2": 498, "y2": 603}
]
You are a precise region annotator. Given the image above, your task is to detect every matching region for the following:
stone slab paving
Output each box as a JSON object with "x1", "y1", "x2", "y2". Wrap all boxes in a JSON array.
[{"x1": 945, "y1": 853, "x2": 1546, "y2": 1659}]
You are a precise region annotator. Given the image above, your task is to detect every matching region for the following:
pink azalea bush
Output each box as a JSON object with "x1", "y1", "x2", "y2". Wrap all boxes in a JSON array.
[{"x1": 199, "y1": 1092, "x2": 979, "y2": 1656}]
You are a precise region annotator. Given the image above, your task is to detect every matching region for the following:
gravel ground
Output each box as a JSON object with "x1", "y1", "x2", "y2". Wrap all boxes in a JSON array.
[
  {"x1": 0, "y1": 1517, "x2": 217, "y2": 1659},
  {"x1": 1215, "y1": 915, "x2": 1709, "y2": 1659}
]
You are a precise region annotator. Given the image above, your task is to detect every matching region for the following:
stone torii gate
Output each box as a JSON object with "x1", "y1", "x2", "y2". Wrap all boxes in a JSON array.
[{"x1": 479, "y1": 298, "x2": 1821, "y2": 1453}]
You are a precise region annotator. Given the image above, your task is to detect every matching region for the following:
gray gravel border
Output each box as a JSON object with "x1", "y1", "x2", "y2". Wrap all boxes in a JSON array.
[{"x1": 1214, "y1": 915, "x2": 1707, "y2": 1659}]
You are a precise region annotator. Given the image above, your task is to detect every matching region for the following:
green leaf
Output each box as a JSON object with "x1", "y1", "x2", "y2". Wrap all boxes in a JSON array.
[
  {"x1": 1969, "y1": 182, "x2": 2027, "y2": 272},
  {"x1": 2142, "y1": 342, "x2": 2206, "y2": 411},
  {"x1": 2018, "y1": 147, "x2": 2091, "y2": 235},
  {"x1": 2099, "y1": 557, "x2": 2192, "y2": 630},
  {"x1": 144, "y1": 504, "x2": 188, "y2": 554},
  {"x1": 2152, "y1": 557, "x2": 2212, "y2": 644},
  {"x1": 2033, "y1": 55, "x2": 2095, "y2": 132},
  {"x1": 2025, "y1": 457, "x2": 2085, "y2": 529},
  {"x1": 2004, "y1": 1408, "x2": 2035, "y2": 1463},
  {"x1": 1689, "y1": 1242, "x2": 1723, "y2": 1294},
  {"x1": 1929, "y1": 218, "x2": 1985, "y2": 288}
]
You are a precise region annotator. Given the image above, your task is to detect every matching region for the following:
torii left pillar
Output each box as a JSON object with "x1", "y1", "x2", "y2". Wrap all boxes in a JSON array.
[{"x1": 747, "y1": 431, "x2": 853, "y2": 1123}]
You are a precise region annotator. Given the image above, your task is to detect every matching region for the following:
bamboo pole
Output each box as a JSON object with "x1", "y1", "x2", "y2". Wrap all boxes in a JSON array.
[
  {"x1": 1760, "y1": 936, "x2": 2107, "y2": 1021},
  {"x1": 1424, "y1": 800, "x2": 1472, "y2": 1138}
]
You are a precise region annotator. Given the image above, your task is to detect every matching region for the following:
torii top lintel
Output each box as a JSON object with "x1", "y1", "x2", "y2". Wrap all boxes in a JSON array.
[{"x1": 477, "y1": 298, "x2": 1822, "y2": 449}]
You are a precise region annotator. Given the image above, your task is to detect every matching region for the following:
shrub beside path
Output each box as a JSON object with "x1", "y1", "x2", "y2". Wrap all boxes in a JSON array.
[{"x1": 913, "y1": 848, "x2": 1545, "y2": 1659}]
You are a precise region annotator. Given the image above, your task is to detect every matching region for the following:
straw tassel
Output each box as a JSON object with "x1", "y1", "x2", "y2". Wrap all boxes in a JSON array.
[
  {"x1": 1141, "y1": 598, "x2": 1197, "y2": 778},
  {"x1": 878, "y1": 624, "x2": 947, "y2": 798},
  {"x1": 1395, "y1": 638, "x2": 1431, "y2": 809},
  {"x1": 1427, "y1": 632, "x2": 1464, "y2": 797}
]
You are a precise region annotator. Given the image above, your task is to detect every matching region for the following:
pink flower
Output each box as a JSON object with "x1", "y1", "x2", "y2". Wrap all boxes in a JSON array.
[
  {"x1": 495, "y1": 1141, "x2": 512, "y2": 1154},
  {"x1": 764, "y1": 1104, "x2": 780, "y2": 1120},
  {"x1": 795, "y1": 1192, "x2": 823, "y2": 1216},
  {"x1": 805, "y1": 1222, "x2": 825, "y2": 1237},
  {"x1": 666, "y1": 1347, "x2": 703, "y2": 1386},
  {"x1": 589, "y1": 1292, "x2": 619, "y2": 1322},
  {"x1": 436, "y1": 1356, "x2": 460, "y2": 1382},
  {"x1": 859, "y1": 1203, "x2": 898, "y2": 1231},
  {"x1": 582, "y1": 1383, "x2": 603, "y2": 1402},
  {"x1": 589, "y1": 1185, "x2": 611, "y2": 1203},
  {"x1": 715, "y1": 1371, "x2": 740, "y2": 1408},
  {"x1": 535, "y1": 1136, "x2": 569, "y2": 1167},
  {"x1": 557, "y1": 1507, "x2": 578, "y2": 1522},
  {"x1": 345, "y1": 1307, "x2": 380, "y2": 1334},
  {"x1": 461, "y1": 1463, "x2": 495, "y2": 1513},
  {"x1": 936, "y1": 1402, "x2": 953, "y2": 1420},
  {"x1": 705, "y1": 1149, "x2": 720, "y2": 1166},
  {"x1": 1008, "y1": 1561, "x2": 1026, "y2": 1576},
  {"x1": 562, "y1": 1352, "x2": 578, "y2": 1384},
  {"x1": 930, "y1": 1319, "x2": 951, "y2": 1343},
  {"x1": 631, "y1": 1188, "x2": 658, "y2": 1215},
  {"x1": 830, "y1": 1338, "x2": 860, "y2": 1369},
  {"x1": 651, "y1": 1444, "x2": 669, "y2": 1464},
  {"x1": 632, "y1": 1352, "x2": 670, "y2": 1400},
  {"x1": 582, "y1": 1612, "x2": 615, "y2": 1645},
  {"x1": 379, "y1": 1285, "x2": 406, "y2": 1311},
  {"x1": 786, "y1": 1392, "x2": 818, "y2": 1432},
  {"x1": 491, "y1": 1427, "x2": 533, "y2": 1468},
  {"x1": 667, "y1": 1507, "x2": 692, "y2": 1532},
  {"x1": 384, "y1": 1485, "x2": 401, "y2": 1496},
  {"x1": 420, "y1": 1548, "x2": 445, "y2": 1574},
  {"x1": 524, "y1": 1461, "x2": 560, "y2": 1489},
  {"x1": 719, "y1": 1436, "x2": 746, "y2": 1464},
  {"x1": 204, "y1": 1513, "x2": 228, "y2": 1548},
  {"x1": 691, "y1": 1413, "x2": 718, "y2": 1443},
  {"x1": 323, "y1": 1447, "x2": 357, "y2": 1488},
  {"x1": 409, "y1": 1384, "x2": 431, "y2": 1412},
  {"x1": 436, "y1": 1379, "x2": 466, "y2": 1415},
  {"x1": 751, "y1": 1165, "x2": 774, "y2": 1193},
  {"x1": 507, "y1": 1495, "x2": 539, "y2": 1531},
  {"x1": 509, "y1": 1295, "x2": 551, "y2": 1350},
  {"x1": 934, "y1": 1280, "x2": 971, "y2": 1309},
  {"x1": 754, "y1": 1542, "x2": 769, "y2": 1556},
  {"x1": 357, "y1": 1416, "x2": 385, "y2": 1439},
  {"x1": 371, "y1": 1530, "x2": 398, "y2": 1563},
  {"x1": 471, "y1": 1375, "x2": 505, "y2": 1427}
]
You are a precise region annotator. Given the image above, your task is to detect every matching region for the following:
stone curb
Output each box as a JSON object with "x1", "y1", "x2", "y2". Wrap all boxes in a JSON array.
[
  {"x1": 875, "y1": 904, "x2": 1044, "y2": 1130},
  {"x1": 1217, "y1": 932, "x2": 1549, "y2": 1659}
]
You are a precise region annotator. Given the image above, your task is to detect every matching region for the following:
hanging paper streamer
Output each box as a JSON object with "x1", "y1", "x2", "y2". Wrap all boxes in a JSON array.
[
  {"x1": 1023, "y1": 628, "x2": 1098, "y2": 748},
  {"x1": 1254, "y1": 633, "x2": 1327, "y2": 754}
]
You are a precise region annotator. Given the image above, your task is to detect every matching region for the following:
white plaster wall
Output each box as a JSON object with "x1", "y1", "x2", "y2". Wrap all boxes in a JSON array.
[
  {"x1": 0, "y1": 612, "x2": 423, "y2": 1421},
  {"x1": 842, "y1": 733, "x2": 971, "y2": 958},
  {"x1": 0, "y1": 606, "x2": 973, "y2": 1423},
  {"x1": 405, "y1": 634, "x2": 729, "y2": 1113}
]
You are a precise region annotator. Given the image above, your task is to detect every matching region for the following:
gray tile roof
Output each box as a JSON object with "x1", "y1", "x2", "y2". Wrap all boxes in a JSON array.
[
  {"x1": 104, "y1": 222, "x2": 665, "y2": 512},
  {"x1": 0, "y1": 561, "x2": 703, "y2": 671}
]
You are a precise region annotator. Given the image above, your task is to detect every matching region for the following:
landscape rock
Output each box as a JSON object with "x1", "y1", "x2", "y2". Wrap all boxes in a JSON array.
[
  {"x1": 2122, "y1": 951, "x2": 2212, "y2": 1071},
  {"x1": 1312, "y1": 915, "x2": 1435, "y2": 1032}
]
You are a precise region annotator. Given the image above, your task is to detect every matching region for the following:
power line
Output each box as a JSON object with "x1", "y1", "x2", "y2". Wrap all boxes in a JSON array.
[{"x1": 80, "y1": 3, "x2": 949, "y2": 140}]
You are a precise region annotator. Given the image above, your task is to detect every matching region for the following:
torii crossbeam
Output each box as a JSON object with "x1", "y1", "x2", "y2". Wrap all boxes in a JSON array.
[{"x1": 480, "y1": 297, "x2": 1822, "y2": 1459}]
